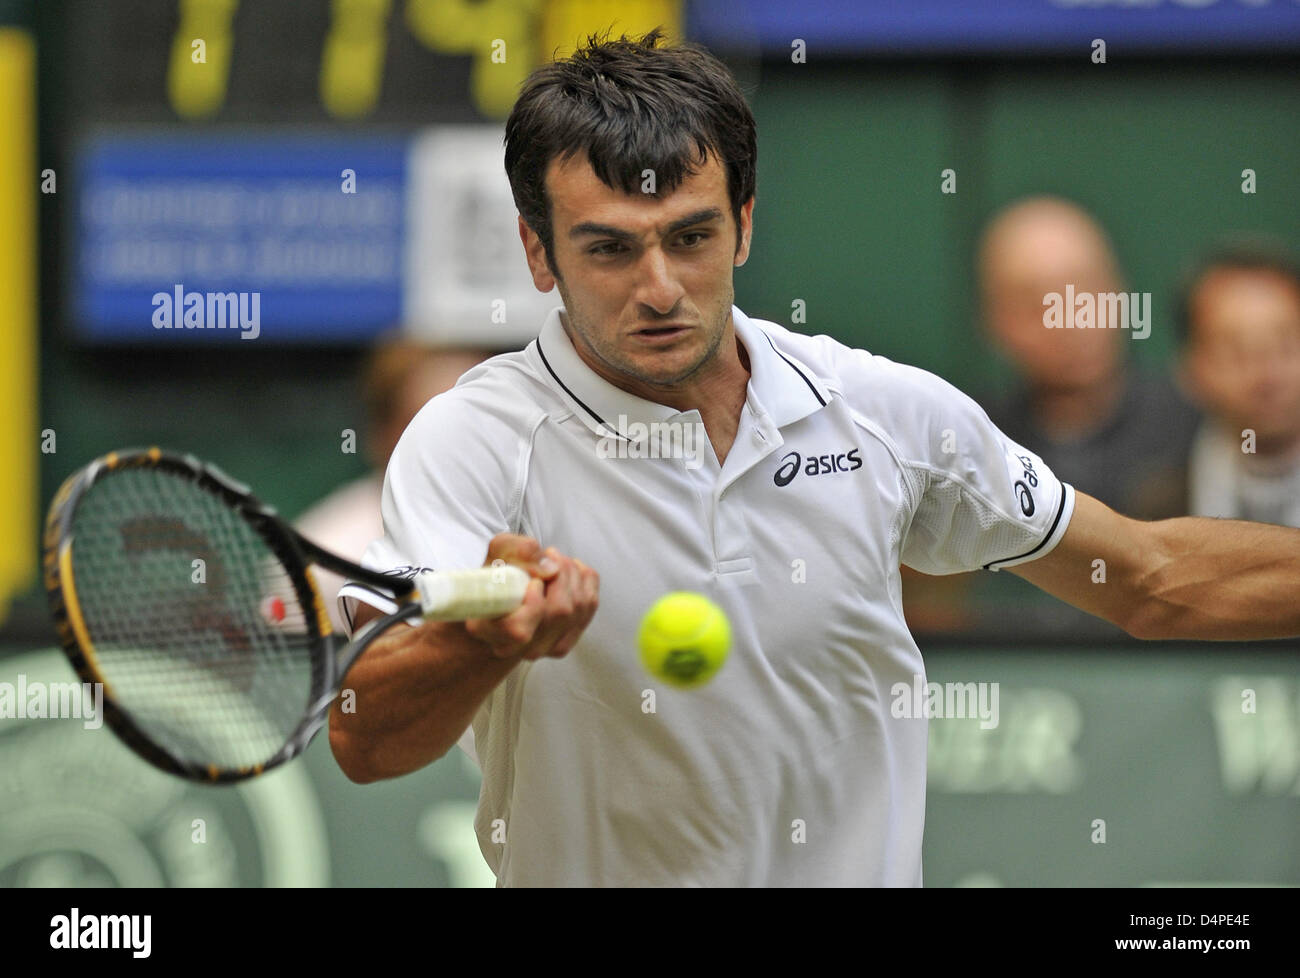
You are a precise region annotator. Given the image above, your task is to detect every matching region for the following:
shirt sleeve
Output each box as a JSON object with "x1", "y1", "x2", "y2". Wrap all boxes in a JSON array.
[
  {"x1": 886, "y1": 361, "x2": 1076, "y2": 575},
  {"x1": 336, "y1": 386, "x2": 526, "y2": 765},
  {"x1": 337, "y1": 385, "x2": 525, "y2": 629}
]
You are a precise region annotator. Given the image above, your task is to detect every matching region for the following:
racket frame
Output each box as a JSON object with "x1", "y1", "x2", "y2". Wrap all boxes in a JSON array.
[{"x1": 43, "y1": 447, "x2": 424, "y2": 783}]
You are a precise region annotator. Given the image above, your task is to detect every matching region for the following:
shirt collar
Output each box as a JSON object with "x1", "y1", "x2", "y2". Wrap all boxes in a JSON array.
[{"x1": 530, "y1": 303, "x2": 831, "y2": 441}]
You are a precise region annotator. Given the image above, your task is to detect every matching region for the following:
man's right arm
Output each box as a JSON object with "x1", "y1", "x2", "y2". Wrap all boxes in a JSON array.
[{"x1": 328, "y1": 533, "x2": 599, "y2": 783}]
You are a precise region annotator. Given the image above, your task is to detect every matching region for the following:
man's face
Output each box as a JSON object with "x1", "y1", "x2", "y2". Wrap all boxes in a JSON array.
[
  {"x1": 519, "y1": 151, "x2": 753, "y2": 392},
  {"x1": 1182, "y1": 268, "x2": 1300, "y2": 448},
  {"x1": 981, "y1": 212, "x2": 1123, "y2": 392}
]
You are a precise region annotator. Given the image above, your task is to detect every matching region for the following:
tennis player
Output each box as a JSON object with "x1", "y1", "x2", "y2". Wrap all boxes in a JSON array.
[{"x1": 332, "y1": 29, "x2": 1300, "y2": 886}]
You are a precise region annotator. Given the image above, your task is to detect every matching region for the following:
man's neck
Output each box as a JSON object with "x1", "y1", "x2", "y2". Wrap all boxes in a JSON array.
[
  {"x1": 564, "y1": 314, "x2": 751, "y2": 466},
  {"x1": 1238, "y1": 428, "x2": 1300, "y2": 475},
  {"x1": 693, "y1": 335, "x2": 751, "y2": 466},
  {"x1": 1029, "y1": 368, "x2": 1126, "y2": 442}
]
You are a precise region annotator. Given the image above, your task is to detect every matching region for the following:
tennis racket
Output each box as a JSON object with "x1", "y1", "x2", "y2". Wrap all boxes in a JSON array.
[{"x1": 43, "y1": 447, "x2": 530, "y2": 784}]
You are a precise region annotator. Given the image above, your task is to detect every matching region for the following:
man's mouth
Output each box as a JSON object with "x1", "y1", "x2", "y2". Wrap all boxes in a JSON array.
[{"x1": 633, "y1": 324, "x2": 691, "y2": 340}]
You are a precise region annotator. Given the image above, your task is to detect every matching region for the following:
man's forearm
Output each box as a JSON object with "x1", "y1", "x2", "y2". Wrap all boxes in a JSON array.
[
  {"x1": 327, "y1": 618, "x2": 517, "y2": 782},
  {"x1": 1135, "y1": 516, "x2": 1300, "y2": 640}
]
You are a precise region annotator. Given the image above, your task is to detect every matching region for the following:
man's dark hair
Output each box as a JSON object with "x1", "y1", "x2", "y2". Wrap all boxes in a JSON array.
[
  {"x1": 1175, "y1": 235, "x2": 1300, "y2": 345},
  {"x1": 504, "y1": 26, "x2": 757, "y2": 280}
]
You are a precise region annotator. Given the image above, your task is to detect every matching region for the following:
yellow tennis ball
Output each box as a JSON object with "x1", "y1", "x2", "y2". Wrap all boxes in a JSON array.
[{"x1": 638, "y1": 592, "x2": 731, "y2": 689}]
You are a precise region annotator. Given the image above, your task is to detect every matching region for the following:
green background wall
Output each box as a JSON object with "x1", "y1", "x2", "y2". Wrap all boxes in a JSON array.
[
  {"x1": 6, "y1": 32, "x2": 1299, "y2": 886},
  {"x1": 735, "y1": 59, "x2": 1300, "y2": 389},
  {"x1": 32, "y1": 57, "x2": 1300, "y2": 541},
  {"x1": 4, "y1": 641, "x2": 1296, "y2": 886}
]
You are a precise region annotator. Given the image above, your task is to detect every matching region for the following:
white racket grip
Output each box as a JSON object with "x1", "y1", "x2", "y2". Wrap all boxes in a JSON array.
[{"x1": 415, "y1": 565, "x2": 531, "y2": 621}]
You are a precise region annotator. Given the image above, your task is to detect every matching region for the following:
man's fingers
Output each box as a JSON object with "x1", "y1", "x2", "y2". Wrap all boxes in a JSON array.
[
  {"x1": 465, "y1": 576, "x2": 546, "y2": 655},
  {"x1": 485, "y1": 533, "x2": 539, "y2": 563},
  {"x1": 484, "y1": 535, "x2": 561, "y2": 583},
  {"x1": 573, "y1": 559, "x2": 600, "y2": 605},
  {"x1": 484, "y1": 533, "x2": 545, "y2": 578},
  {"x1": 466, "y1": 544, "x2": 600, "y2": 661},
  {"x1": 548, "y1": 560, "x2": 601, "y2": 658},
  {"x1": 521, "y1": 554, "x2": 581, "y2": 659},
  {"x1": 535, "y1": 546, "x2": 563, "y2": 580}
]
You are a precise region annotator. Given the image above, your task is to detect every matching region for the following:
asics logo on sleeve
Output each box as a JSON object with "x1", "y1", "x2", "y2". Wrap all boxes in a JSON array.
[
  {"x1": 1013, "y1": 454, "x2": 1038, "y2": 517},
  {"x1": 773, "y1": 449, "x2": 863, "y2": 487},
  {"x1": 387, "y1": 565, "x2": 435, "y2": 580}
]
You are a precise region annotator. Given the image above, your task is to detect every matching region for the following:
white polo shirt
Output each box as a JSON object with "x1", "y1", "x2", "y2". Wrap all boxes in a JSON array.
[{"x1": 340, "y1": 303, "x2": 1075, "y2": 887}]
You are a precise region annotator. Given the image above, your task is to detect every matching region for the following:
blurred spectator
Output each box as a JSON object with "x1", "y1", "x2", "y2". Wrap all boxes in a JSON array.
[
  {"x1": 904, "y1": 196, "x2": 1205, "y2": 639},
  {"x1": 296, "y1": 338, "x2": 491, "y2": 631},
  {"x1": 1176, "y1": 240, "x2": 1300, "y2": 527},
  {"x1": 977, "y1": 195, "x2": 1200, "y2": 520}
]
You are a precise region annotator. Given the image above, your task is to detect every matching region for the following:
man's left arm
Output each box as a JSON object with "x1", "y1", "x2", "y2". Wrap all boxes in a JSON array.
[{"x1": 1009, "y1": 490, "x2": 1300, "y2": 641}]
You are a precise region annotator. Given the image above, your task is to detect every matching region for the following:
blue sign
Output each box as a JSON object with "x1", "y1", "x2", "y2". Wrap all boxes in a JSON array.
[
  {"x1": 76, "y1": 134, "x2": 407, "y2": 343},
  {"x1": 688, "y1": 0, "x2": 1300, "y2": 54}
]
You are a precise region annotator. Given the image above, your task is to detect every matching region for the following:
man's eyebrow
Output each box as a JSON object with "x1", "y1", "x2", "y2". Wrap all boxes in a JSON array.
[{"x1": 568, "y1": 207, "x2": 725, "y2": 241}]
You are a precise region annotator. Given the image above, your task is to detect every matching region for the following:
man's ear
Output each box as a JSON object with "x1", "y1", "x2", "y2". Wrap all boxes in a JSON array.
[
  {"x1": 734, "y1": 197, "x2": 755, "y2": 267},
  {"x1": 519, "y1": 216, "x2": 557, "y2": 292}
]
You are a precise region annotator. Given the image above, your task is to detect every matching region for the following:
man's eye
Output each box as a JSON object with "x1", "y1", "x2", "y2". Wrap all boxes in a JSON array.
[
  {"x1": 679, "y1": 232, "x2": 709, "y2": 247},
  {"x1": 589, "y1": 243, "x2": 626, "y2": 256}
]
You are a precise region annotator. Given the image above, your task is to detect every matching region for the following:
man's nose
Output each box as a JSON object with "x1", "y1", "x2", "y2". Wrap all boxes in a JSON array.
[{"x1": 635, "y1": 246, "x2": 685, "y2": 314}]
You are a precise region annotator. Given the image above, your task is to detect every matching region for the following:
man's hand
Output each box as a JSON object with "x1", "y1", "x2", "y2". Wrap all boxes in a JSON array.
[
  {"x1": 466, "y1": 533, "x2": 600, "y2": 660},
  {"x1": 330, "y1": 534, "x2": 599, "y2": 781}
]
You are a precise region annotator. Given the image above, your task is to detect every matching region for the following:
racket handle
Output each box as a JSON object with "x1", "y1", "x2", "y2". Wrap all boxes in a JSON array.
[{"x1": 415, "y1": 565, "x2": 531, "y2": 621}]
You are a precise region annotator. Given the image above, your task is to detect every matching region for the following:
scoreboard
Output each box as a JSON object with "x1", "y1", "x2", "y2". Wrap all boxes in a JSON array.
[
  {"x1": 60, "y1": 0, "x2": 687, "y2": 125},
  {"x1": 56, "y1": 0, "x2": 686, "y2": 344}
]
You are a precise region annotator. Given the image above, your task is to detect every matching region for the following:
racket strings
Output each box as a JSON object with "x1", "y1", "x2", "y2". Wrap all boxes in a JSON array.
[{"x1": 67, "y1": 466, "x2": 317, "y2": 771}]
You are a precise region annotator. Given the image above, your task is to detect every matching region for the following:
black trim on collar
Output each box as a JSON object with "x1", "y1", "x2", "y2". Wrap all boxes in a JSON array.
[
  {"x1": 763, "y1": 331, "x2": 827, "y2": 407},
  {"x1": 537, "y1": 334, "x2": 625, "y2": 440},
  {"x1": 983, "y1": 487, "x2": 1068, "y2": 570}
]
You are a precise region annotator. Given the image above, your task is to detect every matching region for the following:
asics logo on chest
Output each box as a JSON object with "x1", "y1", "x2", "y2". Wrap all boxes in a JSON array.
[{"x1": 773, "y1": 449, "x2": 863, "y2": 487}]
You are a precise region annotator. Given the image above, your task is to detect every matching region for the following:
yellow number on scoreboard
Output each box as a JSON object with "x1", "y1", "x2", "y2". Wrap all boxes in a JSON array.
[
  {"x1": 167, "y1": 0, "x2": 239, "y2": 119},
  {"x1": 321, "y1": 0, "x2": 393, "y2": 119},
  {"x1": 407, "y1": 0, "x2": 683, "y2": 120}
]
